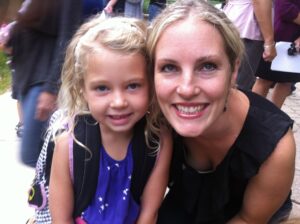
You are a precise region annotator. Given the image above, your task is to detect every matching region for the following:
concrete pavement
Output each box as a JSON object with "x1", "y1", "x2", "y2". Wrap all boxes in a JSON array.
[
  {"x1": 0, "y1": 83, "x2": 300, "y2": 223},
  {"x1": 282, "y1": 84, "x2": 300, "y2": 219},
  {"x1": 0, "y1": 91, "x2": 35, "y2": 223}
]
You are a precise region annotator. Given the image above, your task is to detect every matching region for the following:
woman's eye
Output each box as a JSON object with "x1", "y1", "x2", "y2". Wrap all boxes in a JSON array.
[
  {"x1": 202, "y1": 62, "x2": 217, "y2": 72},
  {"x1": 161, "y1": 64, "x2": 177, "y2": 73},
  {"x1": 127, "y1": 83, "x2": 140, "y2": 90}
]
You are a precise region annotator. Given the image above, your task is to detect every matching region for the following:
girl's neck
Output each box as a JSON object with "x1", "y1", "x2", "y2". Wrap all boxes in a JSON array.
[{"x1": 100, "y1": 125, "x2": 133, "y2": 161}]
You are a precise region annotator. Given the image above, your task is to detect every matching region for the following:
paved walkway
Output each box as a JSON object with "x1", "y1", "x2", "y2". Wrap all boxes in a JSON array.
[
  {"x1": 0, "y1": 84, "x2": 300, "y2": 223},
  {"x1": 282, "y1": 84, "x2": 300, "y2": 219}
]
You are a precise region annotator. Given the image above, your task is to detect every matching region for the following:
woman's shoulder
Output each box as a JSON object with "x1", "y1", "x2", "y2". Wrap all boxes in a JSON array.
[
  {"x1": 230, "y1": 90, "x2": 293, "y2": 178},
  {"x1": 242, "y1": 89, "x2": 292, "y2": 124}
]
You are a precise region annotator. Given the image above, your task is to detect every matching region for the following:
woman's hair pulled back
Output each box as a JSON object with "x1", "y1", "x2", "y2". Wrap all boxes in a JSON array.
[{"x1": 146, "y1": 0, "x2": 244, "y2": 132}]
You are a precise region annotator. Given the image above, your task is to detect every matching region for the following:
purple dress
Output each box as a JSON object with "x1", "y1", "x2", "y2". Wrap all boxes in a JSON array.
[
  {"x1": 81, "y1": 143, "x2": 140, "y2": 224},
  {"x1": 274, "y1": 0, "x2": 300, "y2": 42}
]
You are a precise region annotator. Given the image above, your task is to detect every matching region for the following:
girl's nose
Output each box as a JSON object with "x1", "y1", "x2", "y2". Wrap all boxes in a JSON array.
[{"x1": 110, "y1": 92, "x2": 128, "y2": 108}]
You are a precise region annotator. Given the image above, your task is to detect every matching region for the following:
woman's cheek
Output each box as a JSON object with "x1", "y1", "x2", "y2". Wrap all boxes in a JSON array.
[{"x1": 155, "y1": 77, "x2": 174, "y2": 100}]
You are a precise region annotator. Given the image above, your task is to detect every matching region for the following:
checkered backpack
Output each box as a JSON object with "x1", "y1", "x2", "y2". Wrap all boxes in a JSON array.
[{"x1": 27, "y1": 111, "x2": 62, "y2": 224}]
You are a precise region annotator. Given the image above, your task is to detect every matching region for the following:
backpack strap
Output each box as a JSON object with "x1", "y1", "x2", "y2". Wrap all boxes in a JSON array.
[
  {"x1": 35, "y1": 110, "x2": 61, "y2": 186},
  {"x1": 72, "y1": 115, "x2": 156, "y2": 217},
  {"x1": 73, "y1": 115, "x2": 100, "y2": 218}
]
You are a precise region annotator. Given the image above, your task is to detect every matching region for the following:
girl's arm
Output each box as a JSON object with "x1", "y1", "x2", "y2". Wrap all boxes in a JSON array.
[
  {"x1": 228, "y1": 128, "x2": 296, "y2": 224},
  {"x1": 136, "y1": 128, "x2": 173, "y2": 224},
  {"x1": 49, "y1": 132, "x2": 74, "y2": 224}
]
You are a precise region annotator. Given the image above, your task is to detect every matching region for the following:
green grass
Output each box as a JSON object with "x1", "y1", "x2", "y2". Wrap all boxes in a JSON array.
[{"x1": 0, "y1": 52, "x2": 11, "y2": 94}]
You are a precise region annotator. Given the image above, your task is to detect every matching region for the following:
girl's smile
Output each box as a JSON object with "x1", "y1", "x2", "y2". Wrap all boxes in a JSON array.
[
  {"x1": 83, "y1": 47, "x2": 149, "y2": 136},
  {"x1": 107, "y1": 113, "x2": 133, "y2": 126}
]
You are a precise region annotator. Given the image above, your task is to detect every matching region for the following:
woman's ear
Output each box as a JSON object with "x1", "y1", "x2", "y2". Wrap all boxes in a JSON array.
[{"x1": 231, "y1": 59, "x2": 240, "y2": 87}]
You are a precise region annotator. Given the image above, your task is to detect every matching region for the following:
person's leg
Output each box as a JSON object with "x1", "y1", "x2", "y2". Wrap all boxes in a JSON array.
[
  {"x1": 271, "y1": 82, "x2": 292, "y2": 108},
  {"x1": 148, "y1": 3, "x2": 163, "y2": 21},
  {"x1": 237, "y1": 39, "x2": 264, "y2": 90},
  {"x1": 124, "y1": 1, "x2": 143, "y2": 19},
  {"x1": 20, "y1": 85, "x2": 48, "y2": 167},
  {"x1": 290, "y1": 82, "x2": 296, "y2": 95},
  {"x1": 252, "y1": 78, "x2": 274, "y2": 98},
  {"x1": 15, "y1": 100, "x2": 23, "y2": 137}
]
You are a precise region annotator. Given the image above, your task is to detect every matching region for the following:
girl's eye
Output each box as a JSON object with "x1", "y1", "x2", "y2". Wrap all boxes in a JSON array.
[
  {"x1": 97, "y1": 85, "x2": 109, "y2": 92},
  {"x1": 201, "y1": 62, "x2": 217, "y2": 72},
  {"x1": 161, "y1": 64, "x2": 177, "y2": 73},
  {"x1": 127, "y1": 83, "x2": 140, "y2": 90}
]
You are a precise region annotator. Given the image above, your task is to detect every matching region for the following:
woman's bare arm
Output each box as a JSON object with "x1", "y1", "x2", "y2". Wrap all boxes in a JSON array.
[{"x1": 228, "y1": 128, "x2": 295, "y2": 224}]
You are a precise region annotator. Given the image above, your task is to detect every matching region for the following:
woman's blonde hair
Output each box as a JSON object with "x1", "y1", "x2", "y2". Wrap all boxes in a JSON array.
[
  {"x1": 56, "y1": 15, "x2": 149, "y2": 134},
  {"x1": 146, "y1": 0, "x2": 245, "y2": 133}
]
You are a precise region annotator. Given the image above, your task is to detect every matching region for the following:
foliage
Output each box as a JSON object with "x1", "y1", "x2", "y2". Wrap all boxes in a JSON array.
[{"x1": 0, "y1": 52, "x2": 11, "y2": 94}]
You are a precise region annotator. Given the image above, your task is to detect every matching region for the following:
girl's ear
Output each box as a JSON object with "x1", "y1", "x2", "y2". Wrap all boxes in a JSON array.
[
  {"x1": 81, "y1": 88, "x2": 87, "y2": 101},
  {"x1": 231, "y1": 59, "x2": 240, "y2": 87}
]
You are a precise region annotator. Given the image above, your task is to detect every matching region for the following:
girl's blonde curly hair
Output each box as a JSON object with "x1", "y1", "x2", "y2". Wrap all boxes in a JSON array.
[{"x1": 56, "y1": 15, "x2": 150, "y2": 134}]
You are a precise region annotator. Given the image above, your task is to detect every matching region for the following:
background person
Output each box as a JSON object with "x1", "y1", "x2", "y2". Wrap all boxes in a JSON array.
[
  {"x1": 148, "y1": 0, "x2": 166, "y2": 22},
  {"x1": 252, "y1": 0, "x2": 300, "y2": 108},
  {"x1": 223, "y1": 0, "x2": 277, "y2": 90}
]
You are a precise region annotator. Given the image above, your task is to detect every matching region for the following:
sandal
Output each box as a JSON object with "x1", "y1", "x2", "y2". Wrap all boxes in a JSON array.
[{"x1": 15, "y1": 122, "x2": 23, "y2": 138}]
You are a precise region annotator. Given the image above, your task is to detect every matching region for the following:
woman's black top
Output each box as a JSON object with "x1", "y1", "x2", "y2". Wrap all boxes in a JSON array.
[{"x1": 158, "y1": 90, "x2": 293, "y2": 224}]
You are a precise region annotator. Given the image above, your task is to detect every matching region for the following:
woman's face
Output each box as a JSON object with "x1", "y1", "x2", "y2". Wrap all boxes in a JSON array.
[{"x1": 154, "y1": 18, "x2": 237, "y2": 137}]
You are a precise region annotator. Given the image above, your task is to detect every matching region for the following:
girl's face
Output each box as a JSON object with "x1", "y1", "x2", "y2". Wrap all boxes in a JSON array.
[
  {"x1": 154, "y1": 18, "x2": 237, "y2": 137},
  {"x1": 83, "y1": 48, "x2": 149, "y2": 136}
]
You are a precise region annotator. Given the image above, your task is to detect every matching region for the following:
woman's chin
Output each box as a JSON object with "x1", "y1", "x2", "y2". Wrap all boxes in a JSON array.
[{"x1": 174, "y1": 126, "x2": 203, "y2": 138}]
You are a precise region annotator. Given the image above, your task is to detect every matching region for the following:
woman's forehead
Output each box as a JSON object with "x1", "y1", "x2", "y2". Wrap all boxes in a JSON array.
[{"x1": 155, "y1": 19, "x2": 225, "y2": 57}]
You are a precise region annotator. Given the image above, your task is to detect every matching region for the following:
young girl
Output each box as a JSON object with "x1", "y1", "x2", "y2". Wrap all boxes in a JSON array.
[{"x1": 49, "y1": 16, "x2": 172, "y2": 224}]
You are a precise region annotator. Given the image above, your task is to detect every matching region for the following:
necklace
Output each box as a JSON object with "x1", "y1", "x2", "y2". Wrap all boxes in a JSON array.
[{"x1": 182, "y1": 145, "x2": 215, "y2": 174}]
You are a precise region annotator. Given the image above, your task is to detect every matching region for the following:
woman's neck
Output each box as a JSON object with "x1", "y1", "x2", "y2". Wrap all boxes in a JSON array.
[{"x1": 183, "y1": 89, "x2": 249, "y2": 171}]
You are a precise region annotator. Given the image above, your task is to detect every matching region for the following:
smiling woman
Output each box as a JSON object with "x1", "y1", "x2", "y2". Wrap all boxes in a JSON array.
[{"x1": 147, "y1": 0, "x2": 296, "y2": 223}]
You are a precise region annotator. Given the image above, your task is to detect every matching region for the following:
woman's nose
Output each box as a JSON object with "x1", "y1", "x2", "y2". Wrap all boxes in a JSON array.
[{"x1": 176, "y1": 73, "x2": 200, "y2": 98}]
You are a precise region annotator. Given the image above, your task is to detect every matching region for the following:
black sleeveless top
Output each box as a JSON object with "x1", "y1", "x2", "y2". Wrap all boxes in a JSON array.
[{"x1": 161, "y1": 90, "x2": 293, "y2": 224}]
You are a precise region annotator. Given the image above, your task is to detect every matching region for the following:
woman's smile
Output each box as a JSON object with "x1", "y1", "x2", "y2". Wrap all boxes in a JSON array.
[{"x1": 174, "y1": 103, "x2": 208, "y2": 119}]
